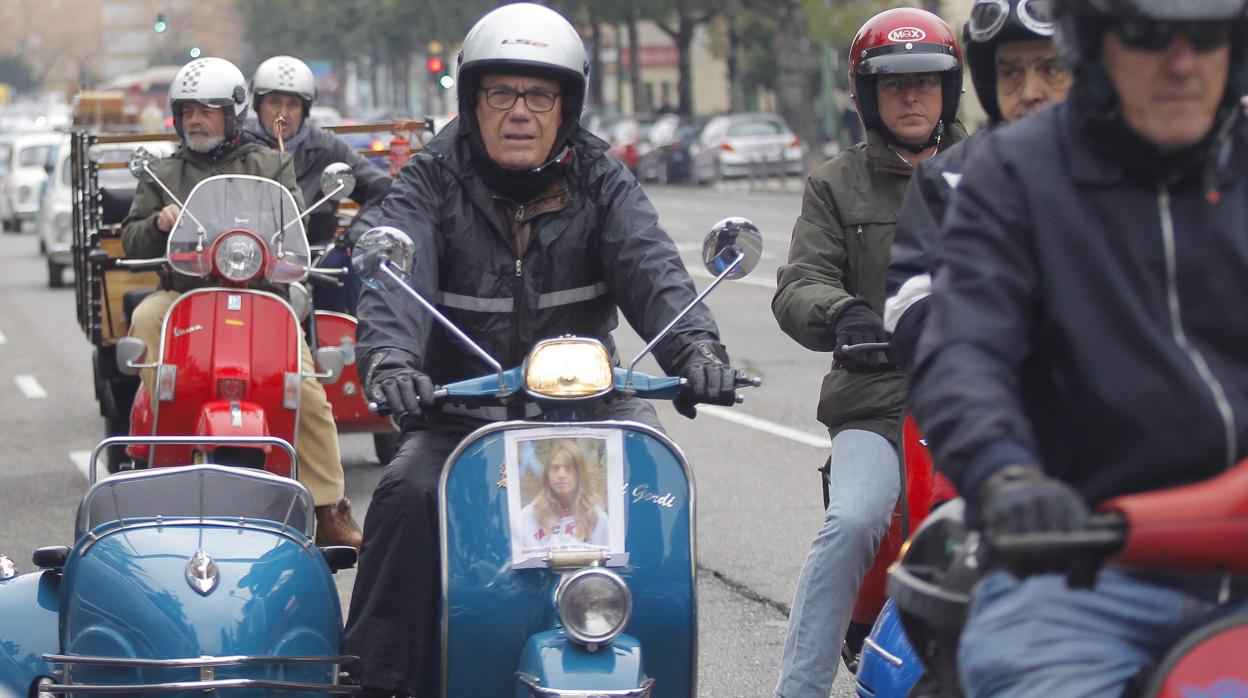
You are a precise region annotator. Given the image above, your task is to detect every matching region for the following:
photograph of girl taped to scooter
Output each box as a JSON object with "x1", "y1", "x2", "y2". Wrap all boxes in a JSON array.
[{"x1": 507, "y1": 429, "x2": 626, "y2": 565}]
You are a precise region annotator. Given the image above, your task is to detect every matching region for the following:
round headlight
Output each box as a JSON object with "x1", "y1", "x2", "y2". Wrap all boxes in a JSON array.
[
  {"x1": 213, "y1": 232, "x2": 264, "y2": 283},
  {"x1": 556, "y1": 568, "x2": 632, "y2": 648}
]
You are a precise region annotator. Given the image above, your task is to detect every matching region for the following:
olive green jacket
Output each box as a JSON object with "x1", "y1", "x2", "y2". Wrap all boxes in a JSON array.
[
  {"x1": 772, "y1": 126, "x2": 965, "y2": 446},
  {"x1": 121, "y1": 142, "x2": 303, "y2": 292}
]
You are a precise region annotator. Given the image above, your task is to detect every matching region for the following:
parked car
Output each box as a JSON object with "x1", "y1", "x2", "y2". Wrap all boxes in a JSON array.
[
  {"x1": 637, "y1": 114, "x2": 707, "y2": 185},
  {"x1": 691, "y1": 113, "x2": 805, "y2": 184},
  {"x1": 3, "y1": 131, "x2": 62, "y2": 231},
  {"x1": 605, "y1": 116, "x2": 657, "y2": 175},
  {"x1": 38, "y1": 139, "x2": 173, "y2": 287}
]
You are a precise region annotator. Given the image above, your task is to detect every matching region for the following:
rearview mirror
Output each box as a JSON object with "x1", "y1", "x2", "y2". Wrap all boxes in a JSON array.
[
  {"x1": 127, "y1": 147, "x2": 160, "y2": 183},
  {"x1": 353, "y1": 226, "x2": 415, "y2": 290},
  {"x1": 702, "y1": 217, "x2": 762, "y2": 279},
  {"x1": 319, "y1": 162, "x2": 356, "y2": 202}
]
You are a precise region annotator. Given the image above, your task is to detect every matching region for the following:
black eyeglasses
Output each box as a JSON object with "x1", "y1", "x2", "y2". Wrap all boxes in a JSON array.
[
  {"x1": 480, "y1": 86, "x2": 562, "y2": 113},
  {"x1": 1114, "y1": 19, "x2": 1233, "y2": 53}
]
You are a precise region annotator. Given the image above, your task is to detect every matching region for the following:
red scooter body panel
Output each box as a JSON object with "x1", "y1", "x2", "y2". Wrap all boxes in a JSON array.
[
  {"x1": 1102, "y1": 457, "x2": 1248, "y2": 577},
  {"x1": 314, "y1": 310, "x2": 394, "y2": 434},
  {"x1": 852, "y1": 416, "x2": 948, "y2": 624},
  {"x1": 137, "y1": 289, "x2": 299, "y2": 475},
  {"x1": 1149, "y1": 616, "x2": 1248, "y2": 698}
]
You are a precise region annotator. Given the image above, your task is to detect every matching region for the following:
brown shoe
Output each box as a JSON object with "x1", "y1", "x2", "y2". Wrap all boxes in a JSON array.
[{"x1": 315, "y1": 497, "x2": 363, "y2": 549}]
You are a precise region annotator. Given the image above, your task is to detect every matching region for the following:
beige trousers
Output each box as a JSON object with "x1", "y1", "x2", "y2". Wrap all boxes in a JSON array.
[{"x1": 128, "y1": 290, "x2": 345, "y2": 505}]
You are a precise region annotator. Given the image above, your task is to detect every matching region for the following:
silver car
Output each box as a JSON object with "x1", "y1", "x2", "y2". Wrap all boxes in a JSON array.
[{"x1": 692, "y1": 113, "x2": 805, "y2": 184}]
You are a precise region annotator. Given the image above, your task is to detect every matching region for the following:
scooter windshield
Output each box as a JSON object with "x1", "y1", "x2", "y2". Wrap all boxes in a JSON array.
[{"x1": 167, "y1": 174, "x2": 310, "y2": 284}]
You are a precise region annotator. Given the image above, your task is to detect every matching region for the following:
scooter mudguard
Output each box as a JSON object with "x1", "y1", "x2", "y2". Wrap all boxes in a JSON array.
[
  {"x1": 58, "y1": 521, "x2": 343, "y2": 693},
  {"x1": 855, "y1": 599, "x2": 923, "y2": 698},
  {"x1": 854, "y1": 416, "x2": 937, "y2": 625},
  {"x1": 192, "y1": 399, "x2": 284, "y2": 475},
  {"x1": 1145, "y1": 614, "x2": 1248, "y2": 698},
  {"x1": 515, "y1": 630, "x2": 646, "y2": 697},
  {"x1": 0, "y1": 571, "x2": 60, "y2": 696},
  {"x1": 314, "y1": 311, "x2": 393, "y2": 434},
  {"x1": 443, "y1": 422, "x2": 695, "y2": 698}
]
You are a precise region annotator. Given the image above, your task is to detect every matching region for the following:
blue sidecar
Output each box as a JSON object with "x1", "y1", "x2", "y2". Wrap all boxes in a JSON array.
[{"x1": 0, "y1": 455, "x2": 357, "y2": 696}]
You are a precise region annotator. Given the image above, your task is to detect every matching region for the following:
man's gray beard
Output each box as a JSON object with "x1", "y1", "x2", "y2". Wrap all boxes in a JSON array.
[{"x1": 185, "y1": 132, "x2": 225, "y2": 153}]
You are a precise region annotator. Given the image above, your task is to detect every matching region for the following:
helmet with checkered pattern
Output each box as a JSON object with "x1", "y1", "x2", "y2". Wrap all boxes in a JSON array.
[
  {"x1": 251, "y1": 55, "x2": 317, "y2": 117},
  {"x1": 169, "y1": 57, "x2": 249, "y2": 140}
]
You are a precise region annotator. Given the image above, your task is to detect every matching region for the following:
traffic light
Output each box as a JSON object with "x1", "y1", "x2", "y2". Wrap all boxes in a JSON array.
[
  {"x1": 439, "y1": 74, "x2": 455, "y2": 89},
  {"x1": 426, "y1": 56, "x2": 444, "y2": 74},
  {"x1": 153, "y1": 13, "x2": 168, "y2": 33},
  {"x1": 189, "y1": 46, "x2": 202, "y2": 58}
]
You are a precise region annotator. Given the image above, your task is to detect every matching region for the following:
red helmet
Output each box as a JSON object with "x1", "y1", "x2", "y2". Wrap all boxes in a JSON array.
[{"x1": 849, "y1": 8, "x2": 963, "y2": 141}]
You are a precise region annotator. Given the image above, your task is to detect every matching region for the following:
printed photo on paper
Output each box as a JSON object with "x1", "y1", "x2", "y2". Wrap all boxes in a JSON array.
[{"x1": 505, "y1": 427, "x2": 625, "y2": 566}]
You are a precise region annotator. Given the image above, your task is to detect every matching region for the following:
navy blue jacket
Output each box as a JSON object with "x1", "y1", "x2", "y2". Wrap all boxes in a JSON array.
[{"x1": 911, "y1": 102, "x2": 1248, "y2": 504}]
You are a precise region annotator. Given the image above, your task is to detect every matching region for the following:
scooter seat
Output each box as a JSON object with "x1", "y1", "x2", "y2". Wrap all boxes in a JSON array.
[
  {"x1": 123, "y1": 289, "x2": 156, "y2": 326},
  {"x1": 100, "y1": 187, "x2": 136, "y2": 226}
]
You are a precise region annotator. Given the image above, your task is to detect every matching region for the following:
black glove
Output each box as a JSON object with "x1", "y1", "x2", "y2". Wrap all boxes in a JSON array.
[
  {"x1": 364, "y1": 349, "x2": 436, "y2": 422},
  {"x1": 830, "y1": 300, "x2": 890, "y2": 373},
  {"x1": 977, "y1": 465, "x2": 1091, "y2": 579},
  {"x1": 672, "y1": 339, "x2": 740, "y2": 420}
]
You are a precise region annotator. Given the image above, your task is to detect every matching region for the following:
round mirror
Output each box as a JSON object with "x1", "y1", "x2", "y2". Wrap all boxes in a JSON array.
[
  {"x1": 702, "y1": 217, "x2": 763, "y2": 279},
  {"x1": 127, "y1": 147, "x2": 160, "y2": 183},
  {"x1": 319, "y1": 162, "x2": 356, "y2": 202},
  {"x1": 353, "y1": 226, "x2": 415, "y2": 290}
]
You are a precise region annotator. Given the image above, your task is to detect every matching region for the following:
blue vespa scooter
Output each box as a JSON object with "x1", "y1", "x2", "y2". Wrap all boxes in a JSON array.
[
  {"x1": 351, "y1": 219, "x2": 763, "y2": 697},
  {"x1": 0, "y1": 436, "x2": 360, "y2": 696}
]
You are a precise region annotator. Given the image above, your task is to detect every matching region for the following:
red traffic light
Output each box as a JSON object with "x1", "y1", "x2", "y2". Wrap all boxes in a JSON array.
[{"x1": 426, "y1": 57, "x2": 444, "y2": 74}]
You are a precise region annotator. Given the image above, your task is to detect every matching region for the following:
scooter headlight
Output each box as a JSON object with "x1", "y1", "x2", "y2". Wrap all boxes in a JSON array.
[
  {"x1": 213, "y1": 231, "x2": 264, "y2": 283},
  {"x1": 524, "y1": 338, "x2": 614, "y2": 399},
  {"x1": 556, "y1": 567, "x2": 632, "y2": 648}
]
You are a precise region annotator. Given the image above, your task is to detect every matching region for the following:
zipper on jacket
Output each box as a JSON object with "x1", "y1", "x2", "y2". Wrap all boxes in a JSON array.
[
  {"x1": 1158, "y1": 187, "x2": 1237, "y2": 469},
  {"x1": 515, "y1": 259, "x2": 523, "y2": 276},
  {"x1": 854, "y1": 225, "x2": 865, "y2": 295}
]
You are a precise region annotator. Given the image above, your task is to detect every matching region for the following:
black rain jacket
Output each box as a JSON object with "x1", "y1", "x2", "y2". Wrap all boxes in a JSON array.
[{"x1": 356, "y1": 120, "x2": 720, "y2": 408}]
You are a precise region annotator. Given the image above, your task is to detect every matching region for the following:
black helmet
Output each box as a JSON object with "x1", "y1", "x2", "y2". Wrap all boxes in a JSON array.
[
  {"x1": 965, "y1": 0, "x2": 1058, "y2": 123},
  {"x1": 1053, "y1": 0, "x2": 1248, "y2": 113}
]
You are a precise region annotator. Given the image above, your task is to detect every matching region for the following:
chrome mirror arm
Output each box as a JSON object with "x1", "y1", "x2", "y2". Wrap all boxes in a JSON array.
[
  {"x1": 624, "y1": 249, "x2": 744, "y2": 391},
  {"x1": 295, "y1": 183, "x2": 346, "y2": 223},
  {"x1": 378, "y1": 262, "x2": 507, "y2": 395}
]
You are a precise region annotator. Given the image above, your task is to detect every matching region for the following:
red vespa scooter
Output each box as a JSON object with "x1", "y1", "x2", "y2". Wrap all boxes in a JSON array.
[{"x1": 114, "y1": 151, "x2": 351, "y2": 475}]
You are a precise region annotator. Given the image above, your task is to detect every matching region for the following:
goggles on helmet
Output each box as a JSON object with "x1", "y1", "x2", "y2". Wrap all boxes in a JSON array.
[
  {"x1": 968, "y1": 0, "x2": 1055, "y2": 43},
  {"x1": 1113, "y1": 19, "x2": 1233, "y2": 53}
]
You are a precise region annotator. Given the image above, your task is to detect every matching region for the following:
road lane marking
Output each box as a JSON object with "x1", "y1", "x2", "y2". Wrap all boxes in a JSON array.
[
  {"x1": 70, "y1": 450, "x2": 92, "y2": 481},
  {"x1": 15, "y1": 375, "x2": 47, "y2": 399},
  {"x1": 697, "y1": 405, "x2": 831, "y2": 449},
  {"x1": 688, "y1": 266, "x2": 776, "y2": 290}
]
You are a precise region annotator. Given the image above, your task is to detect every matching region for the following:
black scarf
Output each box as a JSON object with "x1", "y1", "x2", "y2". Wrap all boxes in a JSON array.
[{"x1": 464, "y1": 128, "x2": 572, "y2": 203}]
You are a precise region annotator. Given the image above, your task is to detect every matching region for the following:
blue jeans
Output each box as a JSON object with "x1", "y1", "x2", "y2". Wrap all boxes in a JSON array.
[
  {"x1": 775, "y1": 429, "x2": 900, "y2": 698},
  {"x1": 959, "y1": 568, "x2": 1248, "y2": 698}
]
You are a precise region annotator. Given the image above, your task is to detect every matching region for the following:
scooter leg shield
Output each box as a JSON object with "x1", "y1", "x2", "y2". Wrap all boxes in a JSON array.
[{"x1": 0, "y1": 572, "x2": 60, "y2": 695}]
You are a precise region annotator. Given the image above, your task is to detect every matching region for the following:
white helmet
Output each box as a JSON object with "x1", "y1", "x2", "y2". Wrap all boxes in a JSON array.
[
  {"x1": 456, "y1": 3, "x2": 590, "y2": 121},
  {"x1": 170, "y1": 57, "x2": 249, "y2": 139},
  {"x1": 251, "y1": 55, "x2": 317, "y2": 115}
]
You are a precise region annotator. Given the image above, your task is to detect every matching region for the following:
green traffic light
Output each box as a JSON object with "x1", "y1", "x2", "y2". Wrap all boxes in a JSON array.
[
  {"x1": 439, "y1": 74, "x2": 455, "y2": 89},
  {"x1": 154, "y1": 13, "x2": 167, "y2": 32},
  {"x1": 189, "y1": 47, "x2": 202, "y2": 58}
]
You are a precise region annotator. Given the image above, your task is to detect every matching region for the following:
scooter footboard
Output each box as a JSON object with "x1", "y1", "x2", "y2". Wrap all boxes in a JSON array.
[{"x1": 442, "y1": 422, "x2": 696, "y2": 698}]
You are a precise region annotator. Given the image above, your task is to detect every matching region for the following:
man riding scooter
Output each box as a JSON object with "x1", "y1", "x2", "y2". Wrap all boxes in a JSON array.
[
  {"x1": 884, "y1": 0, "x2": 1071, "y2": 371},
  {"x1": 910, "y1": 0, "x2": 1248, "y2": 695},
  {"x1": 121, "y1": 56, "x2": 363, "y2": 549},
  {"x1": 343, "y1": 4, "x2": 747, "y2": 696},
  {"x1": 245, "y1": 54, "x2": 392, "y2": 314}
]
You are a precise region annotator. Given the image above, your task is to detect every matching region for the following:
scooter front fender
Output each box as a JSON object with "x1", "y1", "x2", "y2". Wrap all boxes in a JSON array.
[
  {"x1": 515, "y1": 630, "x2": 647, "y2": 697},
  {"x1": 0, "y1": 571, "x2": 60, "y2": 695}
]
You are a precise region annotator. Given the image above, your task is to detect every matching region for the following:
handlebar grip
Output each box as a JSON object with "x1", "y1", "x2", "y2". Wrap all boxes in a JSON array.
[{"x1": 735, "y1": 372, "x2": 762, "y2": 388}]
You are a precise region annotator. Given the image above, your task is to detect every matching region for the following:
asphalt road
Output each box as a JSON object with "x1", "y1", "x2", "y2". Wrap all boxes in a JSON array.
[{"x1": 0, "y1": 178, "x2": 861, "y2": 697}]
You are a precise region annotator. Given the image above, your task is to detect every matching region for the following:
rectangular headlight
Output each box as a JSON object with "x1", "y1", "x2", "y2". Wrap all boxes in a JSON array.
[{"x1": 523, "y1": 338, "x2": 613, "y2": 399}]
